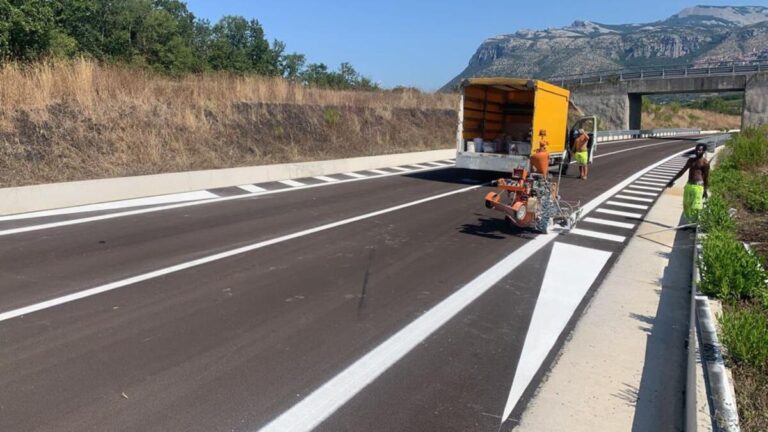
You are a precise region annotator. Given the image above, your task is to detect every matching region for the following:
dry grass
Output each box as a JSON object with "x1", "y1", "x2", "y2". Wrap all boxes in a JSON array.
[
  {"x1": 0, "y1": 60, "x2": 459, "y2": 187},
  {"x1": 642, "y1": 106, "x2": 741, "y2": 130}
]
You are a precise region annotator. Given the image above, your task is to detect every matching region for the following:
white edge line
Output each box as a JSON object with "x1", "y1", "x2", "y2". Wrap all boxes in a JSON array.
[
  {"x1": 0, "y1": 164, "x2": 451, "y2": 237},
  {"x1": 0, "y1": 184, "x2": 483, "y2": 323},
  {"x1": 256, "y1": 147, "x2": 693, "y2": 432}
]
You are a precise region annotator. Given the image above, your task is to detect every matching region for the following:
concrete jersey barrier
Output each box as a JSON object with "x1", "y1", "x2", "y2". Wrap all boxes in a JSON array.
[{"x1": 0, "y1": 149, "x2": 455, "y2": 216}]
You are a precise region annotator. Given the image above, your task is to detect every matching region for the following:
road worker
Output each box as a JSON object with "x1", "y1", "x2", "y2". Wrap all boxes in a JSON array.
[
  {"x1": 572, "y1": 129, "x2": 590, "y2": 180},
  {"x1": 666, "y1": 143, "x2": 710, "y2": 223}
]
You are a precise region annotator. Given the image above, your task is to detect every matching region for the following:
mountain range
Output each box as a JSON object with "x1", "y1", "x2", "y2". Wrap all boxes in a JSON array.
[{"x1": 442, "y1": 5, "x2": 768, "y2": 91}]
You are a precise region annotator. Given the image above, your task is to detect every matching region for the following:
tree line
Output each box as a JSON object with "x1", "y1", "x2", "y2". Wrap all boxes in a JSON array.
[{"x1": 0, "y1": 0, "x2": 378, "y2": 90}]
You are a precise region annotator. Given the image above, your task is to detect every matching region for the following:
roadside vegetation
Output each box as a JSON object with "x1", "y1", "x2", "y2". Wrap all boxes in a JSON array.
[
  {"x1": 697, "y1": 127, "x2": 768, "y2": 431},
  {"x1": 641, "y1": 97, "x2": 741, "y2": 130}
]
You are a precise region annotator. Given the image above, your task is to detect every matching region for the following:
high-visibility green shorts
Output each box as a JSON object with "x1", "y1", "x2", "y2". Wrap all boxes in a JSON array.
[
  {"x1": 574, "y1": 151, "x2": 589, "y2": 166},
  {"x1": 684, "y1": 183, "x2": 704, "y2": 222}
]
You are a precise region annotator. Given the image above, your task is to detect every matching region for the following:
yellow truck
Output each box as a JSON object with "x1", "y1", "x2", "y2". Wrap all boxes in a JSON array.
[{"x1": 456, "y1": 77, "x2": 596, "y2": 173}]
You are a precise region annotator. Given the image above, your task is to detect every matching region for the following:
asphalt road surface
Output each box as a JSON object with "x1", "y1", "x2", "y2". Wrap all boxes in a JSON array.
[{"x1": 0, "y1": 137, "x2": 700, "y2": 432}]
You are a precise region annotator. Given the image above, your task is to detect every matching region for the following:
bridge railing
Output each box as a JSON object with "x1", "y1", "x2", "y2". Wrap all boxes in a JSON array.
[{"x1": 546, "y1": 60, "x2": 768, "y2": 86}]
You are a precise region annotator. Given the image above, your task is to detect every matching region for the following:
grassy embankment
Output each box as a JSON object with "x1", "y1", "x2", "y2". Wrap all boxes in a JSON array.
[
  {"x1": 697, "y1": 128, "x2": 768, "y2": 431},
  {"x1": 0, "y1": 60, "x2": 458, "y2": 188},
  {"x1": 641, "y1": 99, "x2": 741, "y2": 130}
]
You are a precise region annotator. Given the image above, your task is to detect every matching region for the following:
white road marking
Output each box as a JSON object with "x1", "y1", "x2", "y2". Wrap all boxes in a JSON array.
[
  {"x1": 238, "y1": 185, "x2": 267, "y2": 194},
  {"x1": 256, "y1": 148, "x2": 693, "y2": 432},
  {"x1": 279, "y1": 179, "x2": 307, "y2": 187},
  {"x1": 440, "y1": 160, "x2": 456, "y2": 164},
  {"x1": 340, "y1": 172, "x2": 367, "y2": 179},
  {"x1": 0, "y1": 191, "x2": 218, "y2": 222},
  {"x1": 389, "y1": 166, "x2": 412, "y2": 172},
  {"x1": 582, "y1": 217, "x2": 636, "y2": 229},
  {"x1": 606, "y1": 200, "x2": 649, "y2": 210},
  {"x1": 596, "y1": 208, "x2": 644, "y2": 219},
  {"x1": 0, "y1": 184, "x2": 484, "y2": 323},
  {"x1": 570, "y1": 228, "x2": 627, "y2": 243},
  {"x1": 629, "y1": 185, "x2": 663, "y2": 191},
  {"x1": 501, "y1": 243, "x2": 612, "y2": 420},
  {"x1": 641, "y1": 175, "x2": 670, "y2": 181},
  {"x1": 424, "y1": 162, "x2": 448, "y2": 167},
  {"x1": 594, "y1": 140, "x2": 686, "y2": 159},
  {"x1": 621, "y1": 189, "x2": 658, "y2": 197},
  {"x1": 0, "y1": 163, "x2": 451, "y2": 237},
  {"x1": 634, "y1": 180, "x2": 668, "y2": 187},
  {"x1": 652, "y1": 169, "x2": 681, "y2": 175},
  {"x1": 313, "y1": 176, "x2": 340, "y2": 183},
  {"x1": 408, "y1": 164, "x2": 431, "y2": 169},
  {"x1": 614, "y1": 194, "x2": 653, "y2": 203}
]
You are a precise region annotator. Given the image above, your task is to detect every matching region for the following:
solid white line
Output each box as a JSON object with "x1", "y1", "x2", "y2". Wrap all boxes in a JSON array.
[
  {"x1": 606, "y1": 200, "x2": 649, "y2": 210},
  {"x1": 0, "y1": 164, "x2": 452, "y2": 237},
  {"x1": 256, "y1": 148, "x2": 694, "y2": 432},
  {"x1": 367, "y1": 169, "x2": 392, "y2": 175},
  {"x1": 583, "y1": 217, "x2": 636, "y2": 229},
  {"x1": 238, "y1": 185, "x2": 267, "y2": 193},
  {"x1": 570, "y1": 228, "x2": 626, "y2": 243},
  {"x1": 614, "y1": 194, "x2": 653, "y2": 203},
  {"x1": 634, "y1": 180, "x2": 668, "y2": 187},
  {"x1": 340, "y1": 172, "x2": 367, "y2": 179},
  {"x1": 313, "y1": 176, "x2": 340, "y2": 183},
  {"x1": 0, "y1": 185, "x2": 484, "y2": 323},
  {"x1": 622, "y1": 189, "x2": 658, "y2": 197},
  {"x1": 596, "y1": 208, "x2": 644, "y2": 219},
  {"x1": 594, "y1": 140, "x2": 686, "y2": 159},
  {"x1": 629, "y1": 185, "x2": 663, "y2": 191},
  {"x1": 279, "y1": 179, "x2": 306, "y2": 187},
  {"x1": 389, "y1": 166, "x2": 412, "y2": 172}
]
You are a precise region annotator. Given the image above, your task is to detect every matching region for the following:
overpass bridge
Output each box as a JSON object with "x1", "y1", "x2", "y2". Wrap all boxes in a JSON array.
[{"x1": 546, "y1": 62, "x2": 768, "y2": 130}]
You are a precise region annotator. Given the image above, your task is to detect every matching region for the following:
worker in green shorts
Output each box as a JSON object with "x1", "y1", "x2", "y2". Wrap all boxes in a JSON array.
[
  {"x1": 572, "y1": 129, "x2": 590, "y2": 180},
  {"x1": 666, "y1": 143, "x2": 710, "y2": 222}
]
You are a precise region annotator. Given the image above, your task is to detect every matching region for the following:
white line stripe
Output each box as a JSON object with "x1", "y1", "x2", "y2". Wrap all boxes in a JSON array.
[
  {"x1": 389, "y1": 166, "x2": 412, "y2": 172},
  {"x1": 313, "y1": 176, "x2": 340, "y2": 183},
  {"x1": 652, "y1": 169, "x2": 681, "y2": 175},
  {"x1": 606, "y1": 200, "x2": 649, "y2": 210},
  {"x1": 594, "y1": 140, "x2": 686, "y2": 159},
  {"x1": 256, "y1": 148, "x2": 694, "y2": 432},
  {"x1": 642, "y1": 175, "x2": 670, "y2": 181},
  {"x1": 583, "y1": 217, "x2": 636, "y2": 229},
  {"x1": 629, "y1": 185, "x2": 663, "y2": 191},
  {"x1": 279, "y1": 179, "x2": 307, "y2": 187},
  {"x1": 0, "y1": 185, "x2": 484, "y2": 323},
  {"x1": 440, "y1": 160, "x2": 456, "y2": 164},
  {"x1": 570, "y1": 228, "x2": 626, "y2": 243},
  {"x1": 424, "y1": 162, "x2": 448, "y2": 167},
  {"x1": 408, "y1": 164, "x2": 431, "y2": 169},
  {"x1": 596, "y1": 208, "x2": 644, "y2": 219},
  {"x1": 614, "y1": 194, "x2": 653, "y2": 203},
  {"x1": 340, "y1": 172, "x2": 367, "y2": 179},
  {"x1": 0, "y1": 164, "x2": 450, "y2": 237},
  {"x1": 238, "y1": 184, "x2": 267, "y2": 193},
  {"x1": 634, "y1": 180, "x2": 668, "y2": 187},
  {"x1": 622, "y1": 189, "x2": 658, "y2": 197}
]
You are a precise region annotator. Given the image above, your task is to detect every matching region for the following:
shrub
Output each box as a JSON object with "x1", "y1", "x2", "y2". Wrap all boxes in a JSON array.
[
  {"x1": 724, "y1": 127, "x2": 768, "y2": 171},
  {"x1": 699, "y1": 230, "x2": 768, "y2": 302},
  {"x1": 323, "y1": 107, "x2": 341, "y2": 126},
  {"x1": 699, "y1": 195, "x2": 735, "y2": 234},
  {"x1": 719, "y1": 306, "x2": 768, "y2": 370}
]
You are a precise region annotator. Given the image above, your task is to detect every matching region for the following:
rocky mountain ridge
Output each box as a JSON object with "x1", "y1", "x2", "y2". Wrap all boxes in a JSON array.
[{"x1": 443, "y1": 5, "x2": 768, "y2": 91}]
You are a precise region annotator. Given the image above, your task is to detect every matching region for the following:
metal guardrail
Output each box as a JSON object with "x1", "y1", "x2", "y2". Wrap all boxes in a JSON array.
[
  {"x1": 546, "y1": 61, "x2": 768, "y2": 86},
  {"x1": 596, "y1": 128, "x2": 701, "y2": 142}
]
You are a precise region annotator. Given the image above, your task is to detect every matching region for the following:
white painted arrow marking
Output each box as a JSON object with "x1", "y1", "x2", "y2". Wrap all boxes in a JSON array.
[{"x1": 501, "y1": 243, "x2": 612, "y2": 420}]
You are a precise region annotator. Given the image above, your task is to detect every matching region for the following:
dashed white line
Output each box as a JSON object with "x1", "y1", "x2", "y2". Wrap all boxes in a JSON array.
[
  {"x1": 606, "y1": 200, "x2": 649, "y2": 210},
  {"x1": 238, "y1": 184, "x2": 267, "y2": 193},
  {"x1": 279, "y1": 179, "x2": 307, "y2": 187},
  {"x1": 629, "y1": 185, "x2": 664, "y2": 192},
  {"x1": 341, "y1": 172, "x2": 367, "y2": 179},
  {"x1": 596, "y1": 208, "x2": 644, "y2": 219},
  {"x1": 570, "y1": 228, "x2": 626, "y2": 243},
  {"x1": 313, "y1": 176, "x2": 340, "y2": 183},
  {"x1": 582, "y1": 217, "x2": 636, "y2": 229},
  {"x1": 622, "y1": 189, "x2": 658, "y2": 197},
  {"x1": 614, "y1": 194, "x2": 653, "y2": 203}
]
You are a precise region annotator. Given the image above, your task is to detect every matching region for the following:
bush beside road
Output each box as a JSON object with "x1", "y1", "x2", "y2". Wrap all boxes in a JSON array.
[{"x1": 698, "y1": 127, "x2": 768, "y2": 431}]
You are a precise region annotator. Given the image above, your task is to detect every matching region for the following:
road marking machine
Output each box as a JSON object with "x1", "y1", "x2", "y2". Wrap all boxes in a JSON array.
[{"x1": 455, "y1": 78, "x2": 596, "y2": 233}]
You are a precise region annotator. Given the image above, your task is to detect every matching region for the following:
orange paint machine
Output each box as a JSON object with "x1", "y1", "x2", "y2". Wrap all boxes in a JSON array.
[{"x1": 484, "y1": 167, "x2": 581, "y2": 234}]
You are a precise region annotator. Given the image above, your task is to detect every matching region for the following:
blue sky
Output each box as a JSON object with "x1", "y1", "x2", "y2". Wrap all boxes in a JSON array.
[{"x1": 185, "y1": 1, "x2": 762, "y2": 91}]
